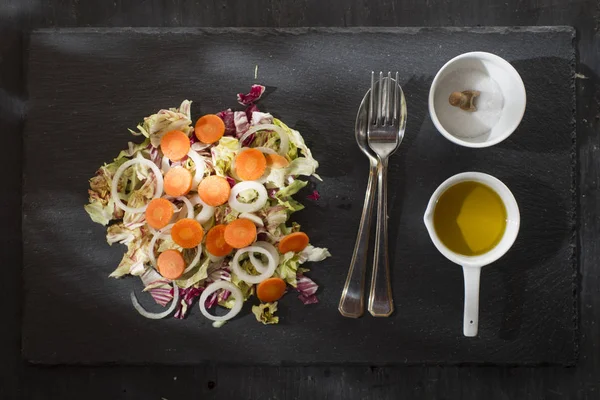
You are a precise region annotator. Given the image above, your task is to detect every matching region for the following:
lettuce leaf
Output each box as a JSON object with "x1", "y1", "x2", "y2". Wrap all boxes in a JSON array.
[
  {"x1": 250, "y1": 111, "x2": 273, "y2": 126},
  {"x1": 274, "y1": 251, "x2": 301, "y2": 287},
  {"x1": 110, "y1": 234, "x2": 152, "y2": 278},
  {"x1": 286, "y1": 157, "x2": 320, "y2": 178},
  {"x1": 129, "y1": 100, "x2": 193, "y2": 147},
  {"x1": 84, "y1": 198, "x2": 122, "y2": 226},
  {"x1": 273, "y1": 118, "x2": 321, "y2": 180},
  {"x1": 252, "y1": 301, "x2": 279, "y2": 325},
  {"x1": 175, "y1": 256, "x2": 210, "y2": 288},
  {"x1": 299, "y1": 245, "x2": 331, "y2": 263},
  {"x1": 262, "y1": 205, "x2": 288, "y2": 234},
  {"x1": 214, "y1": 204, "x2": 240, "y2": 225},
  {"x1": 84, "y1": 155, "x2": 128, "y2": 225},
  {"x1": 106, "y1": 223, "x2": 142, "y2": 246},
  {"x1": 117, "y1": 138, "x2": 151, "y2": 159},
  {"x1": 122, "y1": 173, "x2": 156, "y2": 229},
  {"x1": 275, "y1": 196, "x2": 305, "y2": 213},
  {"x1": 276, "y1": 180, "x2": 307, "y2": 198},
  {"x1": 211, "y1": 136, "x2": 239, "y2": 177}
]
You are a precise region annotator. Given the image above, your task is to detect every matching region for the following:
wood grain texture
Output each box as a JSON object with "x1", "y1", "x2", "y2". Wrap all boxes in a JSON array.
[
  {"x1": 21, "y1": 27, "x2": 576, "y2": 366},
  {"x1": 1, "y1": 0, "x2": 599, "y2": 398}
]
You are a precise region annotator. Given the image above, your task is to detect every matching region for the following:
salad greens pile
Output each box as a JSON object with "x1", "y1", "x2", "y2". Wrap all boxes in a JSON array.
[{"x1": 85, "y1": 85, "x2": 330, "y2": 326}]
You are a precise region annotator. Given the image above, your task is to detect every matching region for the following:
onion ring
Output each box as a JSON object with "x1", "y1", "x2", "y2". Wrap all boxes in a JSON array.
[
  {"x1": 187, "y1": 149, "x2": 206, "y2": 187},
  {"x1": 148, "y1": 223, "x2": 201, "y2": 275},
  {"x1": 249, "y1": 241, "x2": 279, "y2": 273},
  {"x1": 231, "y1": 246, "x2": 276, "y2": 284},
  {"x1": 228, "y1": 181, "x2": 268, "y2": 213},
  {"x1": 164, "y1": 195, "x2": 194, "y2": 220},
  {"x1": 161, "y1": 156, "x2": 171, "y2": 173},
  {"x1": 238, "y1": 124, "x2": 290, "y2": 156},
  {"x1": 254, "y1": 146, "x2": 276, "y2": 155},
  {"x1": 239, "y1": 212, "x2": 264, "y2": 227},
  {"x1": 131, "y1": 282, "x2": 179, "y2": 319},
  {"x1": 190, "y1": 194, "x2": 215, "y2": 224},
  {"x1": 148, "y1": 224, "x2": 174, "y2": 269},
  {"x1": 199, "y1": 281, "x2": 244, "y2": 322},
  {"x1": 208, "y1": 253, "x2": 226, "y2": 263},
  {"x1": 183, "y1": 243, "x2": 203, "y2": 274},
  {"x1": 112, "y1": 158, "x2": 164, "y2": 214}
]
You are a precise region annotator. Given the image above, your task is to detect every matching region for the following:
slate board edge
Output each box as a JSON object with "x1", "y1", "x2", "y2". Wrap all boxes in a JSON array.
[
  {"x1": 570, "y1": 27, "x2": 580, "y2": 364},
  {"x1": 20, "y1": 27, "x2": 578, "y2": 366},
  {"x1": 29, "y1": 26, "x2": 576, "y2": 35}
]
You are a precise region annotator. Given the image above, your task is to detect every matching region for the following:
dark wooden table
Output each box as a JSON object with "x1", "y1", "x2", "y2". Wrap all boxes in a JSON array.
[{"x1": 1, "y1": 1, "x2": 599, "y2": 399}]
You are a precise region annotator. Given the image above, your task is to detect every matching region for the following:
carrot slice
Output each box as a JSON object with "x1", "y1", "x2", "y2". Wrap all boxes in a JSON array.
[
  {"x1": 235, "y1": 148, "x2": 267, "y2": 181},
  {"x1": 157, "y1": 249, "x2": 186, "y2": 280},
  {"x1": 265, "y1": 153, "x2": 289, "y2": 169},
  {"x1": 164, "y1": 167, "x2": 193, "y2": 197},
  {"x1": 278, "y1": 232, "x2": 309, "y2": 254},
  {"x1": 145, "y1": 198, "x2": 174, "y2": 229},
  {"x1": 198, "y1": 175, "x2": 231, "y2": 206},
  {"x1": 171, "y1": 218, "x2": 204, "y2": 249},
  {"x1": 224, "y1": 218, "x2": 257, "y2": 249},
  {"x1": 160, "y1": 130, "x2": 190, "y2": 161},
  {"x1": 195, "y1": 114, "x2": 226, "y2": 144},
  {"x1": 257, "y1": 277, "x2": 287, "y2": 303},
  {"x1": 205, "y1": 224, "x2": 233, "y2": 257}
]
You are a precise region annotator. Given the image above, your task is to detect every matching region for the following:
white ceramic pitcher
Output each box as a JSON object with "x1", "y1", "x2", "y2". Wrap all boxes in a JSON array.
[{"x1": 423, "y1": 172, "x2": 520, "y2": 337}]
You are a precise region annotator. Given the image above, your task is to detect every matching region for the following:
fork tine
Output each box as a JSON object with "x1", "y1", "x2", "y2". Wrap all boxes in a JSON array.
[
  {"x1": 386, "y1": 71, "x2": 392, "y2": 125},
  {"x1": 394, "y1": 71, "x2": 399, "y2": 124},
  {"x1": 368, "y1": 71, "x2": 374, "y2": 127},
  {"x1": 378, "y1": 71, "x2": 383, "y2": 125}
]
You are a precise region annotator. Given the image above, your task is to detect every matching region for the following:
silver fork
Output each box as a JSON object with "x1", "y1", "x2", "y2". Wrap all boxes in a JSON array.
[{"x1": 367, "y1": 71, "x2": 407, "y2": 317}]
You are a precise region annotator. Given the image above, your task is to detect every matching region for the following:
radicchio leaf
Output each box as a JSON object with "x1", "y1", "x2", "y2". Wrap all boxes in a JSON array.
[
  {"x1": 216, "y1": 108, "x2": 236, "y2": 136},
  {"x1": 237, "y1": 84, "x2": 266, "y2": 106},
  {"x1": 296, "y1": 273, "x2": 319, "y2": 305},
  {"x1": 174, "y1": 286, "x2": 203, "y2": 319}
]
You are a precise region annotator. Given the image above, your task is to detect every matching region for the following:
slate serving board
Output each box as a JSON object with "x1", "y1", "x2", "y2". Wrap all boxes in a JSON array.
[{"x1": 22, "y1": 27, "x2": 577, "y2": 365}]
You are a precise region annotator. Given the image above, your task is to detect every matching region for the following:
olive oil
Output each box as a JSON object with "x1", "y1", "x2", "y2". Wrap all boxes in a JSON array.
[{"x1": 433, "y1": 181, "x2": 507, "y2": 256}]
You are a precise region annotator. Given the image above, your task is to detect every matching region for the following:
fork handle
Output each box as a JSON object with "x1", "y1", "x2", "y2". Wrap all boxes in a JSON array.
[
  {"x1": 368, "y1": 158, "x2": 394, "y2": 317},
  {"x1": 338, "y1": 160, "x2": 378, "y2": 318}
]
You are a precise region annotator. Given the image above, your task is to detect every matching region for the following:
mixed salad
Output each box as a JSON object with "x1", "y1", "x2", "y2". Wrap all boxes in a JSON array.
[{"x1": 84, "y1": 85, "x2": 330, "y2": 326}]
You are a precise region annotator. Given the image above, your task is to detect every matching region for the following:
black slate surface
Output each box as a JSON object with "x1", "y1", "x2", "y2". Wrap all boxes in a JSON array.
[{"x1": 22, "y1": 27, "x2": 576, "y2": 365}]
